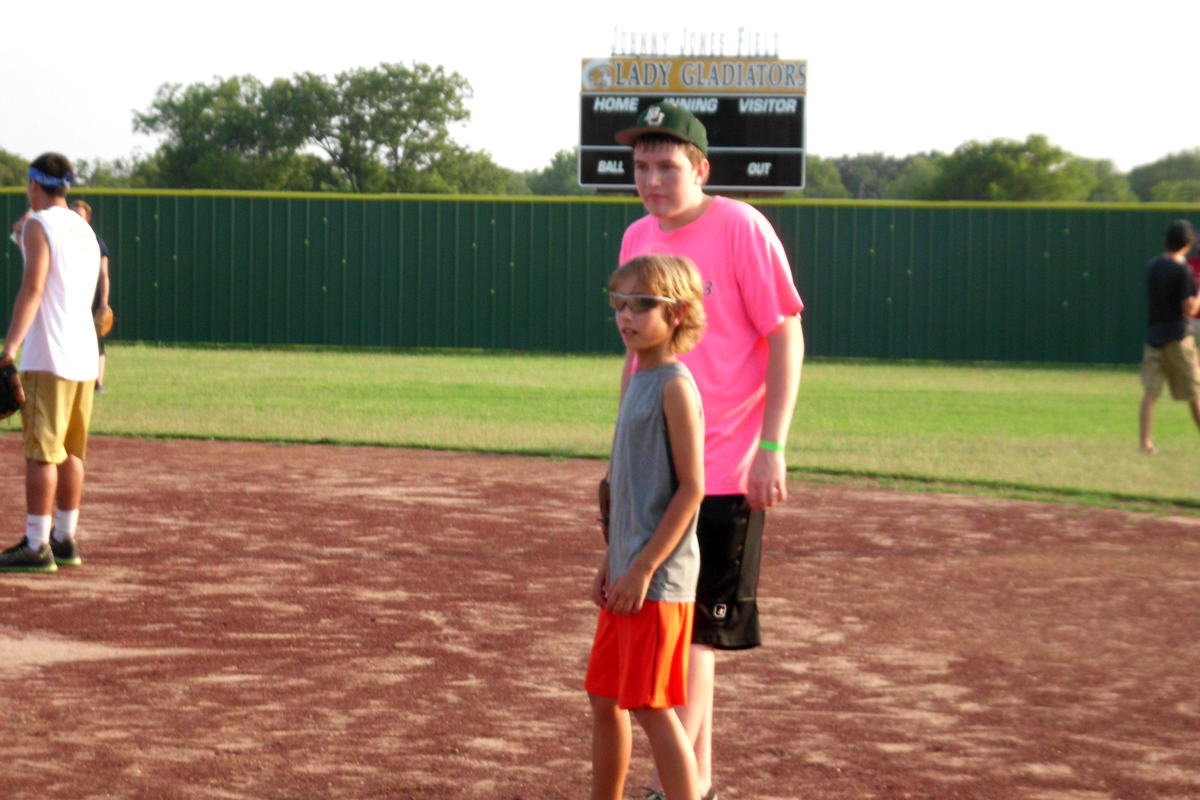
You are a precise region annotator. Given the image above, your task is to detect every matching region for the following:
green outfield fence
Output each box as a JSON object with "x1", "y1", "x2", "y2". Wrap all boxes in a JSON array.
[{"x1": 3, "y1": 188, "x2": 1197, "y2": 363}]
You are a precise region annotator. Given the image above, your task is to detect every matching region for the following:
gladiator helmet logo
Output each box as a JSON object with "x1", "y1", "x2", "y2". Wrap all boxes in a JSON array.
[
  {"x1": 645, "y1": 106, "x2": 665, "y2": 127},
  {"x1": 581, "y1": 59, "x2": 615, "y2": 90}
]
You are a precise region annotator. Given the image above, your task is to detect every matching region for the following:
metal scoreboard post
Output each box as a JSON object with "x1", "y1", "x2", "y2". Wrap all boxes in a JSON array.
[{"x1": 579, "y1": 56, "x2": 807, "y2": 192}]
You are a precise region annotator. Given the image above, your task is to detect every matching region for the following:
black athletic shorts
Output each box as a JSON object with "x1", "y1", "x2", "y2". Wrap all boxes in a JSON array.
[{"x1": 692, "y1": 494, "x2": 764, "y2": 650}]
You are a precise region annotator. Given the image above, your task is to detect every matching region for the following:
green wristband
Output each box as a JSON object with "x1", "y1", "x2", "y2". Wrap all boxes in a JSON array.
[{"x1": 758, "y1": 440, "x2": 784, "y2": 453}]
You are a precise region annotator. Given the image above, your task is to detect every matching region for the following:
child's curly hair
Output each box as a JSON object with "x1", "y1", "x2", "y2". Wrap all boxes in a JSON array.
[{"x1": 608, "y1": 254, "x2": 707, "y2": 354}]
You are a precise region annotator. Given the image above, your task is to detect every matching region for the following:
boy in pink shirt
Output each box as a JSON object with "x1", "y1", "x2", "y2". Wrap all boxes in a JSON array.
[{"x1": 615, "y1": 102, "x2": 805, "y2": 799}]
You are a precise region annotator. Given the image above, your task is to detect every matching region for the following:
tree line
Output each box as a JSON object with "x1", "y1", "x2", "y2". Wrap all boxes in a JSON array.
[
  {"x1": 803, "y1": 141, "x2": 1200, "y2": 203},
  {"x1": 1, "y1": 62, "x2": 1197, "y2": 202}
]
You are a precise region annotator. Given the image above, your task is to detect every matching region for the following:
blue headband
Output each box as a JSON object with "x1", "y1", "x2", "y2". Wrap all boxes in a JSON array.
[{"x1": 28, "y1": 166, "x2": 73, "y2": 188}]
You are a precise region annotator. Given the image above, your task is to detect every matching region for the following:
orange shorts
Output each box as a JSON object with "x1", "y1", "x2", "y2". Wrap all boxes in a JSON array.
[{"x1": 584, "y1": 600, "x2": 693, "y2": 710}]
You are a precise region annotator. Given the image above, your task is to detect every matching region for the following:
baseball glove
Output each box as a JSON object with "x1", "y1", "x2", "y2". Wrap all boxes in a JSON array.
[
  {"x1": 597, "y1": 477, "x2": 611, "y2": 543},
  {"x1": 0, "y1": 357, "x2": 24, "y2": 419},
  {"x1": 94, "y1": 306, "x2": 114, "y2": 338}
]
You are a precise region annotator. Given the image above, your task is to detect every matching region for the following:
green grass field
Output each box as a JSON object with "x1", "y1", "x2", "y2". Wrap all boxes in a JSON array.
[{"x1": 4, "y1": 343, "x2": 1195, "y2": 509}]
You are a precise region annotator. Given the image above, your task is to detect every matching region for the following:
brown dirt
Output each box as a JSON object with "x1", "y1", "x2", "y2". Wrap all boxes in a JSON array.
[{"x1": 1, "y1": 435, "x2": 1198, "y2": 800}]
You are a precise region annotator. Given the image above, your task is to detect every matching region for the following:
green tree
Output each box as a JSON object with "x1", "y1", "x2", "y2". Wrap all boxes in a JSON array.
[
  {"x1": 526, "y1": 148, "x2": 594, "y2": 196},
  {"x1": 925, "y1": 134, "x2": 1098, "y2": 201},
  {"x1": 883, "y1": 155, "x2": 940, "y2": 199},
  {"x1": 833, "y1": 153, "x2": 909, "y2": 199},
  {"x1": 134, "y1": 75, "x2": 321, "y2": 190},
  {"x1": 403, "y1": 144, "x2": 529, "y2": 195},
  {"x1": 281, "y1": 63, "x2": 473, "y2": 192},
  {"x1": 1148, "y1": 180, "x2": 1200, "y2": 203},
  {"x1": 794, "y1": 155, "x2": 850, "y2": 199},
  {"x1": 1077, "y1": 159, "x2": 1137, "y2": 202},
  {"x1": 0, "y1": 149, "x2": 25, "y2": 186},
  {"x1": 1128, "y1": 149, "x2": 1200, "y2": 201},
  {"x1": 133, "y1": 63, "x2": 512, "y2": 194},
  {"x1": 74, "y1": 158, "x2": 137, "y2": 188}
]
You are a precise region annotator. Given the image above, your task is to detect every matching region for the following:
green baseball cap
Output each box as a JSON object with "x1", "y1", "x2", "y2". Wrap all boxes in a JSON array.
[{"x1": 614, "y1": 101, "x2": 708, "y2": 155}]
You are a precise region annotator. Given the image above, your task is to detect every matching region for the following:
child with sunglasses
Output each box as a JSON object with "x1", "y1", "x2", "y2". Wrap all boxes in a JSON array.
[
  {"x1": 585, "y1": 253, "x2": 707, "y2": 800},
  {"x1": 615, "y1": 101, "x2": 805, "y2": 800}
]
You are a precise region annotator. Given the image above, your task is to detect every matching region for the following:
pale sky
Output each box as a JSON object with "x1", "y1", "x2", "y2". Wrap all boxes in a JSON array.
[{"x1": 3, "y1": 0, "x2": 1197, "y2": 175}]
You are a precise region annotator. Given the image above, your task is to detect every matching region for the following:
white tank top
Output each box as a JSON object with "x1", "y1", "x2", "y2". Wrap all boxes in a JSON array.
[{"x1": 19, "y1": 206, "x2": 101, "y2": 381}]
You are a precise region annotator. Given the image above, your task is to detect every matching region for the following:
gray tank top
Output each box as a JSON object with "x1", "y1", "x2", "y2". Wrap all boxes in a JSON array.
[{"x1": 608, "y1": 361, "x2": 701, "y2": 603}]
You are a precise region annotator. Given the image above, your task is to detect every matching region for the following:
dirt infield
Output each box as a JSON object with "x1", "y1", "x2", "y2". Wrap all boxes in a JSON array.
[{"x1": 1, "y1": 435, "x2": 1198, "y2": 800}]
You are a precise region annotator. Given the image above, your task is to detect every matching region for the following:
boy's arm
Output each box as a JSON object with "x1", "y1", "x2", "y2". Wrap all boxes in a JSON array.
[
  {"x1": 591, "y1": 553, "x2": 610, "y2": 608},
  {"x1": 1185, "y1": 294, "x2": 1200, "y2": 318},
  {"x1": 605, "y1": 376, "x2": 705, "y2": 616},
  {"x1": 98, "y1": 253, "x2": 111, "y2": 308},
  {"x1": 1182, "y1": 271, "x2": 1199, "y2": 318},
  {"x1": 747, "y1": 314, "x2": 804, "y2": 511},
  {"x1": 2, "y1": 219, "x2": 50, "y2": 362}
]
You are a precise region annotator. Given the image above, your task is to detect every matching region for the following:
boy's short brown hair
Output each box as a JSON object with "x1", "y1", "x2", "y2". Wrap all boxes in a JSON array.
[
  {"x1": 609, "y1": 254, "x2": 707, "y2": 353},
  {"x1": 70, "y1": 200, "x2": 92, "y2": 221},
  {"x1": 631, "y1": 134, "x2": 707, "y2": 170}
]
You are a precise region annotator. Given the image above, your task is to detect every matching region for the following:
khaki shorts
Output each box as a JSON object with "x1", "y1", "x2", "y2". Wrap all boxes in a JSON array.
[
  {"x1": 1141, "y1": 339, "x2": 1200, "y2": 402},
  {"x1": 20, "y1": 371, "x2": 95, "y2": 463}
]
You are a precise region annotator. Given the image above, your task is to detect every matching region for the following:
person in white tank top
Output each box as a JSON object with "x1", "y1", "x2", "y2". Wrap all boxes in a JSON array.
[{"x1": 0, "y1": 153, "x2": 102, "y2": 573}]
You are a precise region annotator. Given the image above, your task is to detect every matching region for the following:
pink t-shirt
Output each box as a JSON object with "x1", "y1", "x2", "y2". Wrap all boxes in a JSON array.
[{"x1": 619, "y1": 195, "x2": 804, "y2": 495}]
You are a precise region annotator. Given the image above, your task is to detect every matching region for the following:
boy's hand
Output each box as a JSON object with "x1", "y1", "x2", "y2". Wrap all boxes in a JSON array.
[
  {"x1": 748, "y1": 448, "x2": 787, "y2": 511},
  {"x1": 597, "y1": 477, "x2": 611, "y2": 542},
  {"x1": 605, "y1": 564, "x2": 651, "y2": 616},
  {"x1": 590, "y1": 563, "x2": 609, "y2": 608}
]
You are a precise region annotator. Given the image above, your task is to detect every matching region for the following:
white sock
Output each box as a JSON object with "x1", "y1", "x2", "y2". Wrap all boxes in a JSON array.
[
  {"x1": 25, "y1": 515, "x2": 52, "y2": 550},
  {"x1": 53, "y1": 509, "x2": 79, "y2": 542}
]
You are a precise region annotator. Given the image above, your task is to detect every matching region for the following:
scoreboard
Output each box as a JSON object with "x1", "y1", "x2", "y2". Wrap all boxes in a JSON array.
[{"x1": 579, "y1": 56, "x2": 807, "y2": 192}]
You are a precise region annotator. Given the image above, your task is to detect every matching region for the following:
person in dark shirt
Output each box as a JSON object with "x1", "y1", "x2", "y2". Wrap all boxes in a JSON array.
[
  {"x1": 1139, "y1": 220, "x2": 1200, "y2": 453},
  {"x1": 70, "y1": 201, "x2": 111, "y2": 392}
]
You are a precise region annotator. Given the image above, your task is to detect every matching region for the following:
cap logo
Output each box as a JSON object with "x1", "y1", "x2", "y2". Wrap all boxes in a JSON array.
[{"x1": 644, "y1": 106, "x2": 665, "y2": 127}]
